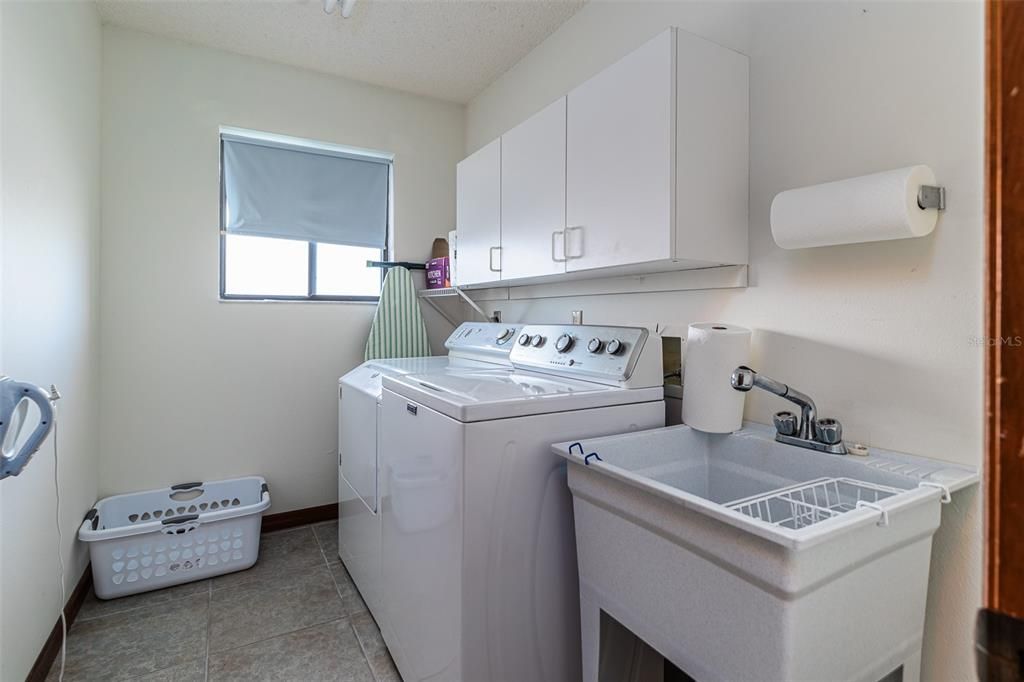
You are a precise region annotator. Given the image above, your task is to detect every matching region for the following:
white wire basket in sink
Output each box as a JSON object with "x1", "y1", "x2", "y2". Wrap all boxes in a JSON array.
[{"x1": 726, "y1": 477, "x2": 903, "y2": 530}]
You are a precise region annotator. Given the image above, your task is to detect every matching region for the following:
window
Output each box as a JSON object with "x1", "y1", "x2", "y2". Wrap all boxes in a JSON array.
[{"x1": 219, "y1": 127, "x2": 392, "y2": 301}]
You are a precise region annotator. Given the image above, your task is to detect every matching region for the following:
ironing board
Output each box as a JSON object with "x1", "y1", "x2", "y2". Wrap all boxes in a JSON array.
[{"x1": 364, "y1": 266, "x2": 431, "y2": 360}]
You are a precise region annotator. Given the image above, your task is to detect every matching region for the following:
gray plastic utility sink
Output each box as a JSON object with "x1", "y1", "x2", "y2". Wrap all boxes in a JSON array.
[
  {"x1": 553, "y1": 423, "x2": 977, "y2": 682},
  {"x1": 556, "y1": 422, "x2": 976, "y2": 549}
]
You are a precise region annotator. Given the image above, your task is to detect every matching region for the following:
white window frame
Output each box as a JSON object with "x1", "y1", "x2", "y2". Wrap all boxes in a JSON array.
[{"x1": 218, "y1": 128, "x2": 393, "y2": 302}]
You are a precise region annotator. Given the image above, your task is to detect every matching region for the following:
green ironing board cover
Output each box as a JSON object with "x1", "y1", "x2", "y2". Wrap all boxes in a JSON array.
[{"x1": 364, "y1": 266, "x2": 431, "y2": 360}]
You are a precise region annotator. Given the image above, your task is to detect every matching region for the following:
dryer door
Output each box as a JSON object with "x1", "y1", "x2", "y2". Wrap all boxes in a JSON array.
[{"x1": 340, "y1": 372, "x2": 381, "y2": 512}]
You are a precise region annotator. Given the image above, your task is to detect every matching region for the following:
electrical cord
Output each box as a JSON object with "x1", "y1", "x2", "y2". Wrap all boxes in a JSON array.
[{"x1": 52, "y1": 403, "x2": 66, "y2": 682}]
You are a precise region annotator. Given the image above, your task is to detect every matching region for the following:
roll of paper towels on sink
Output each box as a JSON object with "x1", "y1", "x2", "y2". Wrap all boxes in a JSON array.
[
  {"x1": 770, "y1": 165, "x2": 940, "y2": 249},
  {"x1": 681, "y1": 323, "x2": 751, "y2": 434}
]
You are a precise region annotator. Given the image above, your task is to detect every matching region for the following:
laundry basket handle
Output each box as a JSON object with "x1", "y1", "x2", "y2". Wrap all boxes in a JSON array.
[
  {"x1": 170, "y1": 481, "x2": 203, "y2": 491},
  {"x1": 83, "y1": 508, "x2": 99, "y2": 531},
  {"x1": 162, "y1": 514, "x2": 199, "y2": 525}
]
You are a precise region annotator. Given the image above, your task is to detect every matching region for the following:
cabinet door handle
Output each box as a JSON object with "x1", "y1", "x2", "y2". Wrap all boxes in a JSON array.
[
  {"x1": 565, "y1": 226, "x2": 584, "y2": 259},
  {"x1": 551, "y1": 231, "x2": 566, "y2": 262},
  {"x1": 489, "y1": 246, "x2": 501, "y2": 272}
]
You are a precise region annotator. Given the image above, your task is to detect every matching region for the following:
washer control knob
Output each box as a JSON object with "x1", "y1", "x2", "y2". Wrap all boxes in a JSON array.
[
  {"x1": 518, "y1": 333, "x2": 532, "y2": 346},
  {"x1": 531, "y1": 335, "x2": 545, "y2": 348},
  {"x1": 606, "y1": 339, "x2": 624, "y2": 355},
  {"x1": 555, "y1": 334, "x2": 574, "y2": 353},
  {"x1": 587, "y1": 338, "x2": 604, "y2": 354},
  {"x1": 498, "y1": 328, "x2": 516, "y2": 343}
]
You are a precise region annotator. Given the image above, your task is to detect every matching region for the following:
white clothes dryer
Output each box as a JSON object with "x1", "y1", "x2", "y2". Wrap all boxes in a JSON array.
[{"x1": 338, "y1": 322, "x2": 523, "y2": 617}]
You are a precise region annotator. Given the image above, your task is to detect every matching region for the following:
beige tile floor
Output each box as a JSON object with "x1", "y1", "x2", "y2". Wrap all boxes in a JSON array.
[{"x1": 47, "y1": 522, "x2": 401, "y2": 682}]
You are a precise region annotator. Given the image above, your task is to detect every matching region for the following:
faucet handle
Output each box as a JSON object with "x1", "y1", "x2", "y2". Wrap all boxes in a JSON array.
[
  {"x1": 814, "y1": 417, "x2": 843, "y2": 445},
  {"x1": 773, "y1": 411, "x2": 799, "y2": 436}
]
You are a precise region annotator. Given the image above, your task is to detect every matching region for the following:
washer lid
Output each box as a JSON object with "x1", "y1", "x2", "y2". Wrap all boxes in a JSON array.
[
  {"x1": 382, "y1": 369, "x2": 663, "y2": 422},
  {"x1": 340, "y1": 356, "x2": 507, "y2": 399},
  {"x1": 340, "y1": 357, "x2": 448, "y2": 397}
]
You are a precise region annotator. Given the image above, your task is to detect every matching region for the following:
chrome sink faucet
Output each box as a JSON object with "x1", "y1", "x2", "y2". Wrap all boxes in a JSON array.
[{"x1": 730, "y1": 366, "x2": 847, "y2": 455}]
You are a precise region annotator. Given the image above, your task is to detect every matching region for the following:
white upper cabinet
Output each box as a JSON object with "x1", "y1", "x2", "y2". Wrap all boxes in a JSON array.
[
  {"x1": 566, "y1": 30, "x2": 675, "y2": 272},
  {"x1": 674, "y1": 29, "x2": 749, "y2": 267},
  {"x1": 567, "y1": 28, "x2": 748, "y2": 275},
  {"x1": 454, "y1": 27, "x2": 748, "y2": 289},
  {"x1": 499, "y1": 97, "x2": 567, "y2": 281},
  {"x1": 456, "y1": 138, "x2": 502, "y2": 286}
]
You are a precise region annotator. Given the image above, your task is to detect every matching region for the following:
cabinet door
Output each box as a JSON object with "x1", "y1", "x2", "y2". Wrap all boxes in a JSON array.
[
  {"x1": 456, "y1": 139, "x2": 502, "y2": 286},
  {"x1": 500, "y1": 97, "x2": 567, "y2": 281},
  {"x1": 566, "y1": 29, "x2": 674, "y2": 272}
]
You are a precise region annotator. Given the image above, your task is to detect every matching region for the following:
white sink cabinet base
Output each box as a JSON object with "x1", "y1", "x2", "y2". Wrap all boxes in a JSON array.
[{"x1": 555, "y1": 424, "x2": 977, "y2": 682}]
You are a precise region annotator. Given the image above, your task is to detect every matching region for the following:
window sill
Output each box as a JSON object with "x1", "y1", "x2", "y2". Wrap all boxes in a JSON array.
[{"x1": 218, "y1": 296, "x2": 379, "y2": 304}]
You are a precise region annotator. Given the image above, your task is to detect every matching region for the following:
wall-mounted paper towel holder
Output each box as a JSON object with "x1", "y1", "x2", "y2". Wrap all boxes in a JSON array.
[
  {"x1": 770, "y1": 165, "x2": 947, "y2": 250},
  {"x1": 917, "y1": 185, "x2": 946, "y2": 211}
]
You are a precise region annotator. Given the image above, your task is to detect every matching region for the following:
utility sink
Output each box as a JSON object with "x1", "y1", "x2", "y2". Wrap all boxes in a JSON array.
[
  {"x1": 555, "y1": 422, "x2": 976, "y2": 549},
  {"x1": 552, "y1": 423, "x2": 977, "y2": 682}
]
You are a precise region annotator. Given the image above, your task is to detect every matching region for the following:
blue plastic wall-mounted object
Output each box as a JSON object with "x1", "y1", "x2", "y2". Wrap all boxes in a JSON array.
[{"x1": 0, "y1": 376, "x2": 56, "y2": 480}]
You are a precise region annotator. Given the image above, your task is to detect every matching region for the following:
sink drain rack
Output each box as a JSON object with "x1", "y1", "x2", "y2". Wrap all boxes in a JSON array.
[{"x1": 726, "y1": 477, "x2": 904, "y2": 530}]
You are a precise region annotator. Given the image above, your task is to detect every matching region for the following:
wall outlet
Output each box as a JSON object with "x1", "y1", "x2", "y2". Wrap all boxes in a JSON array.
[{"x1": 571, "y1": 310, "x2": 583, "y2": 325}]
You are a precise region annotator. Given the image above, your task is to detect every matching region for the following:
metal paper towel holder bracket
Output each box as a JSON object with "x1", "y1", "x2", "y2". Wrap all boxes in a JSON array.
[{"x1": 917, "y1": 185, "x2": 946, "y2": 211}]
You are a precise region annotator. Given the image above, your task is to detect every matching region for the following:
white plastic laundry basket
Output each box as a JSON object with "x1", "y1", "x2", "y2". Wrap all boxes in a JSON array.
[{"x1": 79, "y1": 476, "x2": 271, "y2": 599}]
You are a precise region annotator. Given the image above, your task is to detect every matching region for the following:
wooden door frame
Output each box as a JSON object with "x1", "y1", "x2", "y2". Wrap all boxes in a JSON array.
[{"x1": 986, "y1": 0, "x2": 1024, "y2": 619}]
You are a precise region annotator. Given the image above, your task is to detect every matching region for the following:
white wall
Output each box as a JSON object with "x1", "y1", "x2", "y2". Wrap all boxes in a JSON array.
[
  {"x1": 466, "y1": 2, "x2": 984, "y2": 678},
  {"x1": 0, "y1": 2, "x2": 102, "y2": 680},
  {"x1": 100, "y1": 27, "x2": 464, "y2": 513}
]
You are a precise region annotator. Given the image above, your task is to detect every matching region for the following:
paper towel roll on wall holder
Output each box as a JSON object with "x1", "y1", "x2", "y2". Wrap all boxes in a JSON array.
[
  {"x1": 917, "y1": 185, "x2": 946, "y2": 211},
  {"x1": 770, "y1": 166, "x2": 947, "y2": 250}
]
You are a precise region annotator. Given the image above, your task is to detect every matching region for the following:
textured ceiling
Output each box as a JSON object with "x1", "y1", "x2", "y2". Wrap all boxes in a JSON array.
[{"x1": 96, "y1": 0, "x2": 586, "y2": 103}]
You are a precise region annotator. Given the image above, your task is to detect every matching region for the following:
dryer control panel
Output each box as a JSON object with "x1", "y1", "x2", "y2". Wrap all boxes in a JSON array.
[
  {"x1": 445, "y1": 322, "x2": 523, "y2": 365},
  {"x1": 510, "y1": 325, "x2": 661, "y2": 388}
]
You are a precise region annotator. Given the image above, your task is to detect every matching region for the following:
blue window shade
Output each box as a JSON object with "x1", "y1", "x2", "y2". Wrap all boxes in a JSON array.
[{"x1": 222, "y1": 134, "x2": 389, "y2": 249}]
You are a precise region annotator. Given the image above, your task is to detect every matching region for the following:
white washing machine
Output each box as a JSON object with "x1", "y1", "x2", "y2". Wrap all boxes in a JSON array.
[
  {"x1": 338, "y1": 322, "x2": 523, "y2": 617},
  {"x1": 378, "y1": 324, "x2": 665, "y2": 682}
]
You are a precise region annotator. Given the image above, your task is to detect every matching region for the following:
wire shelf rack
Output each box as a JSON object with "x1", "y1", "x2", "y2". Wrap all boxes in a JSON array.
[
  {"x1": 418, "y1": 287, "x2": 459, "y2": 298},
  {"x1": 725, "y1": 477, "x2": 904, "y2": 530}
]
